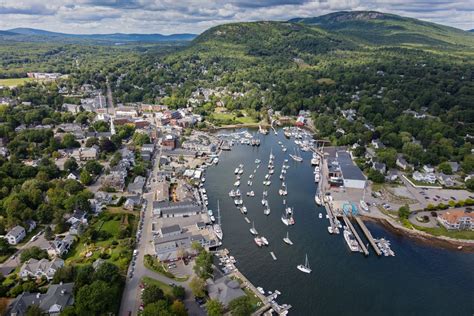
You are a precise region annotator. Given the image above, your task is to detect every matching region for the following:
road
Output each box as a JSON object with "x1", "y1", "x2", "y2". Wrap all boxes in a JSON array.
[
  {"x1": 0, "y1": 231, "x2": 48, "y2": 276},
  {"x1": 119, "y1": 146, "x2": 205, "y2": 316}
]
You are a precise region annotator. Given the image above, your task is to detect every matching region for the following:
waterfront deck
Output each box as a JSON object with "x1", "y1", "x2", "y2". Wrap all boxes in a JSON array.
[
  {"x1": 355, "y1": 217, "x2": 382, "y2": 256},
  {"x1": 343, "y1": 215, "x2": 369, "y2": 256}
]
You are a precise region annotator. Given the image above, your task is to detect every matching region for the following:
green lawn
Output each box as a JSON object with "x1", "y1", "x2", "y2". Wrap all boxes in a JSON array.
[
  {"x1": 413, "y1": 224, "x2": 474, "y2": 240},
  {"x1": 210, "y1": 111, "x2": 258, "y2": 125},
  {"x1": 65, "y1": 212, "x2": 136, "y2": 271},
  {"x1": 141, "y1": 276, "x2": 175, "y2": 298},
  {"x1": 0, "y1": 78, "x2": 34, "y2": 87},
  {"x1": 243, "y1": 287, "x2": 264, "y2": 312}
]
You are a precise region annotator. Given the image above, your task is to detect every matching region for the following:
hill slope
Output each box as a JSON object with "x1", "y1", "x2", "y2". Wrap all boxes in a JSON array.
[{"x1": 289, "y1": 11, "x2": 474, "y2": 47}]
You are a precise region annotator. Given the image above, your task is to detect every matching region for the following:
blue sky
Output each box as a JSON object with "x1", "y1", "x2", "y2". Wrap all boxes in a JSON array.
[{"x1": 0, "y1": 1, "x2": 472, "y2": 34}]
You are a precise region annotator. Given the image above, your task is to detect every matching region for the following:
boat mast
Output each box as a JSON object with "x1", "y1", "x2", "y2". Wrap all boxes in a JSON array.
[{"x1": 217, "y1": 200, "x2": 221, "y2": 226}]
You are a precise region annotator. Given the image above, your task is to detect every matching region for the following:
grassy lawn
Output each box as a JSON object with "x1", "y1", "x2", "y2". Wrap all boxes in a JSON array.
[
  {"x1": 65, "y1": 211, "x2": 136, "y2": 272},
  {"x1": 413, "y1": 224, "x2": 474, "y2": 240},
  {"x1": 0, "y1": 78, "x2": 34, "y2": 87},
  {"x1": 143, "y1": 255, "x2": 190, "y2": 281},
  {"x1": 210, "y1": 111, "x2": 258, "y2": 125},
  {"x1": 243, "y1": 287, "x2": 264, "y2": 312},
  {"x1": 141, "y1": 276, "x2": 175, "y2": 298}
]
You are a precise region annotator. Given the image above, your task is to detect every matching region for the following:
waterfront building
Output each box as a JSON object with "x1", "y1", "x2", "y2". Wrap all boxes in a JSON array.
[{"x1": 437, "y1": 210, "x2": 474, "y2": 230}]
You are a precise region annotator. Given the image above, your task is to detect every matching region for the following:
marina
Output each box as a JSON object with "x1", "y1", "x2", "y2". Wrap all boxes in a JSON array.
[{"x1": 205, "y1": 127, "x2": 474, "y2": 315}]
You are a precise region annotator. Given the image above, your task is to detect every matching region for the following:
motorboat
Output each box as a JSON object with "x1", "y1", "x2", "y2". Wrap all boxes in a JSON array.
[
  {"x1": 254, "y1": 237, "x2": 264, "y2": 247},
  {"x1": 234, "y1": 168, "x2": 239, "y2": 175},
  {"x1": 241, "y1": 205, "x2": 248, "y2": 214},
  {"x1": 360, "y1": 200, "x2": 369, "y2": 212},
  {"x1": 264, "y1": 207, "x2": 271, "y2": 215},
  {"x1": 327, "y1": 226, "x2": 333, "y2": 234},
  {"x1": 261, "y1": 236, "x2": 269, "y2": 246},
  {"x1": 315, "y1": 194, "x2": 322, "y2": 206},
  {"x1": 297, "y1": 254, "x2": 312, "y2": 274},
  {"x1": 234, "y1": 180, "x2": 240, "y2": 187},
  {"x1": 318, "y1": 213, "x2": 323, "y2": 219},
  {"x1": 210, "y1": 215, "x2": 216, "y2": 222},
  {"x1": 344, "y1": 229, "x2": 361, "y2": 252}
]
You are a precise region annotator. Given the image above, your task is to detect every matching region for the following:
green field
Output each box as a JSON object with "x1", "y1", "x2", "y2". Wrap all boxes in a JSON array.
[
  {"x1": 413, "y1": 224, "x2": 474, "y2": 240},
  {"x1": 0, "y1": 78, "x2": 34, "y2": 87},
  {"x1": 141, "y1": 276, "x2": 175, "y2": 297},
  {"x1": 210, "y1": 111, "x2": 258, "y2": 125}
]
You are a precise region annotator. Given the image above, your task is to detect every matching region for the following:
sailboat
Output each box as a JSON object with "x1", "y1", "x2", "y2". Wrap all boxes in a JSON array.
[
  {"x1": 297, "y1": 254, "x2": 312, "y2": 274},
  {"x1": 213, "y1": 201, "x2": 223, "y2": 240},
  {"x1": 283, "y1": 232, "x2": 293, "y2": 245},
  {"x1": 290, "y1": 148, "x2": 303, "y2": 162},
  {"x1": 250, "y1": 221, "x2": 258, "y2": 235},
  {"x1": 264, "y1": 203, "x2": 271, "y2": 215}
]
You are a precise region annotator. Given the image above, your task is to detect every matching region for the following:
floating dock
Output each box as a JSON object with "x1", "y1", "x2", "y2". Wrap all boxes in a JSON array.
[
  {"x1": 355, "y1": 217, "x2": 382, "y2": 256},
  {"x1": 270, "y1": 252, "x2": 277, "y2": 261},
  {"x1": 342, "y1": 215, "x2": 369, "y2": 256}
]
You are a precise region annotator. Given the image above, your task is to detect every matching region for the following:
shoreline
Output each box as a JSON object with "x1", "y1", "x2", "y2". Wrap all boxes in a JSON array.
[{"x1": 360, "y1": 215, "x2": 474, "y2": 252}]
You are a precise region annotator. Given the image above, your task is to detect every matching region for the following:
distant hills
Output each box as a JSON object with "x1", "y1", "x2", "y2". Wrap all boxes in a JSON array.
[{"x1": 0, "y1": 27, "x2": 197, "y2": 43}]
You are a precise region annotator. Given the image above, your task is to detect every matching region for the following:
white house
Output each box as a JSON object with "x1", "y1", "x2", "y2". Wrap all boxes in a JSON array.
[
  {"x1": 423, "y1": 165, "x2": 435, "y2": 173},
  {"x1": 5, "y1": 226, "x2": 26, "y2": 245},
  {"x1": 19, "y1": 258, "x2": 64, "y2": 281}
]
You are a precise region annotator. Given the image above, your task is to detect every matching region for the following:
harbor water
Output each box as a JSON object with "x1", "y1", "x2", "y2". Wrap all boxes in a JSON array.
[{"x1": 204, "y1": 129, "x2": 474, "y2": 315}]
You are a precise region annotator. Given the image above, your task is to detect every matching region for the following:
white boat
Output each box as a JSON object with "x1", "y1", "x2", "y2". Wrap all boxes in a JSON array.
[
  {"x1": 269, "y1": 169, "x2": 274, "y2": 175},
  {"x1": 290, "y1": 154, "x2": 303, "y2": 162},
  {"x1": 213, "y1": 201, "x2": 223, "y2": 240},
  {"x1": 261, "y1": 198, "x2": 267, "y2": 206},
  {"x1": 311, "y1": 157, "x2": 319, "y2": 166},
  {"x1": 210, "y1": 215, "x2": 216, "y2": 222},
  {"x1": 264, "y1": 207, "x2": 271, "y2": 215},
  {"x1": 254, "y1": 237, "x2": 264, "y2": 247},
  {"x1": 263, "y1": 190, "x2": 268, "y2": 197},
  {"x1": 229, "y1": 190, "x2": 236, "y2": 198},
  {"x1": 285, "y1": 207, "x2": 292, "y2": 215},
  {"x1": 327, "y1": 226, "x2": 333, "y2": 234},
  {"x1": 261, "y1": 236, "x2": 269, "y2": 246},
  {"x1": 315, "y1": 194, "x2": 322, "y2": 206},
  {"x1": 318, "y1": 213, "x2": 323, "y2": 219},
  {"x1": 249, "y1": 174, "x2": 253, "y2": 179},
  {"x1": 314, "y1": 174, "x2": 320, "y2": 183},
  {"x1": 234, "y1": 180, "x2": 240, "y2": 187},
  {"x1": 283, "y1": 232, "x2": 293, "y2": 245},
  {"x1": 344, "y1": 229, "x2": 361, "y2": 252},
  {"x1": 234, "y1": 168, "x2": 239, "y2": 174},
  {"x1": 250, "y1": 222, "x2": 258, "y2": 235},
  {"x1": 208, "y1": 209, "x2": 213, "y2": 216},
  {"x1": 282, "y1": 147, "x2": 287, "y2": 152},
  {"x1": 360, "y1": 200, "x2": 369, "y2": 212},
  {"x1": 297, "y1": 254, "x2": 312, "y2": 274},
  {"x1": 255, "y1": 159, "x2": 261, "y2": 164},
  {"x1": 238, "y1": 169, "x2": 244, "y2": 175},
  {"x1": 234, "y1": 199, "x2": 243, "y2": 206},
  {"x1": 241, "y1": 205, "x2": 248, "y2": 214},
  {"x1": 257, "y1": 287, "x2": 265, "y2": 295}
]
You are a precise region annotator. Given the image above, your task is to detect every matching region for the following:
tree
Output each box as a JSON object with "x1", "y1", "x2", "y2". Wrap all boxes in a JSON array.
[
  {"x1": 228, "y1": 296, "x2": 253, "y2": 316},
  {"x1": 170, "y1": 300, "x2": 187, "y2": 316},
  {"x1": 368, "y1": 169, "x2": 385, "y2": 184},
  {"x1": 75, "y1": 280, "x2": 118, "y2": 316},
  {"x1": 85, "y1": 137, "x2": 99, "y2": 148},
  {"x1": 52, "y1": 265, "x2": 75, "y2": 284},
  {"x1": 94, "y1": 262, "x2": 121, "y2": 284},
  {"x1": 20, "y1": 247, "x2": 48, "y2": 263},
  {"x1": 0, "y1": 239, "x2": 12, "y2": 256},
  {"x1": 206, "y1": 299, "x2": 224, "y2": 316},
  {"x1": 142, "y1": 301, "x2": 173, "y2": 316},
  {"x1": 84, "y1": 161, "x2": 103, "y2": 175},
  {"x1": 132, "y1": 132, "x2": 151, "y2": 146},
  {"x1": 26, "y1": 304, "x2": 42, "y2": 316},
  {"x1": 398, "y1": 205, "x2": 410, "y2": 219},
  {"x1": 193, "y1": 250, "x2": 213, "y2": 279},
  {"x1": 99, "y1": 137, "x2": 116, "y2": 153},
  {"x1": 142, "y1": 284, "x2": 165, "y2": 306},
  {"x1": 62, "y1": 133, "x2": 80, "y2": 148},
  {"x1": 172, "y1": 285, "x2": 186, "y2": 300},
  {"x1": 437, "y1": 162, "x2": 452, "y2": 175},
  {"x1": 189, "y1": 277, "x2": 206, "y2": 298},
  {"x1": 466, "y1": 178, "x2": 474, "y2": 191},
  {"x1": 44, "y1": 226, "x2": 54, "y2": 240},
  {"x1": 79, "y1": 170, "x2": 92, "y2": 185},
  {"x1": 64, "y1": 157, "x2": 78, "y2": 172}
]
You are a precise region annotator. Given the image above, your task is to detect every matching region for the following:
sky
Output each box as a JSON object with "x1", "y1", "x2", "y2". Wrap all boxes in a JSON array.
[{"x1": 0, "y1": 0, "x2": 472, "y2": 34}]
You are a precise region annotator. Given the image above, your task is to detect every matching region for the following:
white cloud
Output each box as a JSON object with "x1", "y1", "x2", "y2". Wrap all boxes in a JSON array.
[{"x1": 0, "y1": 0, "x2": 471, "y2": 34}]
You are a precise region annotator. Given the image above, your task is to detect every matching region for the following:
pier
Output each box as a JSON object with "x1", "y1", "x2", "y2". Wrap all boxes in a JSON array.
[
  {"x1": 270, "y1": 252, "x2": 277, "y2": 261},
  {"x1": 355, "y1": 217, "x2": 382, "y2": 256},
  {"x1": 342, "y1": 215, "x2": 369, "y2": 256}
]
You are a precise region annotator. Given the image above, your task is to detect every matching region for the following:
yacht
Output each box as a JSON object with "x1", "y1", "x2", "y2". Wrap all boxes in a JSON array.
[
  {"x1": 264, "y1": 206, "x2": 271, "y2": 215},
  {"x1": 234, "y1": 198, "x2": 243, "y2": 206},
  {"x1": 261, "y1": 236, "x2": 269, "y2": 246},
  {"x1": 327, "y1": 226, "x2": 334, "y2": 234},
  {"x1": 241, "y1": 205, "x2": 248, "y2": 214},
  {"x1": 254, "y1": 237, "x2": 264, "y2": 247},
  {"x1": 360, "y1": 200, "x2": 369, "y2": 212},
  {"x1": 210, "y1": 215, "x2": 216, "y2": 222},
  {"x1": 290, "y1": 153, "x2": 303, "y2": 162},
  {"x1": 249, "y1": 174, "x2": 253, "y2": 179},
  {"x1": 234, "y1": 180, "x2": 240, "y2": 187},
  {"x1": 213, "y1": 202, "x2": 223, "y2": 240},
  {"x1": 234, "y1": 167, "x2": 239, "y2": 175},
  {"x1": 235, "y1": 189, "x2": 241, "y2": 197},
  {"x1": 269, "y1": 169, "x2": 274, "y2": 175},
  {"x1": 229, "y1": 190, "x2": 236, "y2": 198},
  {"x1": 318, "y1": 213, "x2": 323, "y2": 219},
  {"x1": 283, "y1": 232, "x2": 293, "y2": 245},
  {"x1": 279, "y1": 184, "x2": 287, "y2": 196},
  {"x1": 297, "y1": 254, "x2": 312, "y2": 274},
  {"x1": 344, "y1": 229, "x2": 361, "y2": 252},
  {"x1": 208, "y1": 209, "x2": 213, "y2": 216},
  {"x1": 311, "y1": 156, "x2": 319, "y2": 166},
  {"x1": 250, "y1": 222, "x2": 258, "y2": 235},
  {"x1": 255, "y1": 159, "x2": 261, "y2": 164},
  {"x1": 315, "y1": 194, "x2": 322, "y2": 206}
]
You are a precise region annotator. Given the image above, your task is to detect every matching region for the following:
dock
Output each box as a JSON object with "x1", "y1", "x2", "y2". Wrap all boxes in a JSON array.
[
  {"x1": 342, "y1": 215, "x2": 369, "y2": 256},
  {"x1": 355, "y1": 217, "x2": 382, "y2": 256},
  {"x1": 270, "y1": 252, "x2": 277, "y2": 261},
  {"x1": 244, "y1": 217, "x2": 251, "y2": 223}
]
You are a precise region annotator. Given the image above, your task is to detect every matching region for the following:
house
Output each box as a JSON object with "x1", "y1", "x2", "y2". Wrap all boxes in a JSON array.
[
  {"x1": 412, "y1": 171, "x2": 436, "y2": 184},
  {"x1": 66, "y1": 171, "x2": 80, "y2": 181},
  {"x1": 69, "y1": 222, "x2": 86, "y2": 236},
  {"x1": 6, "y1": 226, "x2": 26, "y2": 245},
  {"x1": 127, "y1": 176, "x2": 146, "y2": 195},
  {"x1": 396, "y1": 156, "x2": 411, "y2": 170},
  {"x1": 48, "y1": 235, "x2": 74, "y2": 257},
  {"x1": 334, "y1": 151, "x2": 366, "y2": 189},
  {"x1": 161, "y1": 134, "x2": 177, "y2": 150},
  {"x1": 371, "y1": 139, "x2": 385, "y2": 149},
  {"x1": 141, "y1": 143, "x2": 155, "y2": 153},
  {"x1": 152, "y1": 201, "x2": 202, "y2": 218},
  {"x1": 206, "y1": 276, "x2": 245, "y2": 307},
  {"x1": 159, "y1": 224, "x2": 182, "y2": 238},
  {"x1": 437, "y1": 210, "x2": 474, "y2": 230},
  {"x1": 437, "y1": 174, "x2": 455, "y2": 187},
  {"x1": 372, "y1": 162, "x2": 387, "y2": 174},
  {"x1": 71, "y1": 146, "x2": 99, "y2": 161},
  {"x1": 7, "y1": 282, "x2": 74, "y2": 316},
  {"x1": 19, "y1": 258, "x2": 64, "y2": 281},
  {"x1": 123, "y1": 195, "x2": 142, "y2": 211},
  {"x1": 101, "y1": 170, "x2": 127, "y2": 192},
  {"x1": 25, "y1": 220, "x2": 37, "y2": 233},
  {"x1": 295, "y1": 116, "x2": 305, "y2": 127},
  {"x1": 423, "y1": 165, "x2": 435, "y2": 173},
  {"x1": 447, "y1": 161, "x2": 460, "y2": 173},
  {"x1": 115, "y1": 106, "x2": 138, "y2": 117}
]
